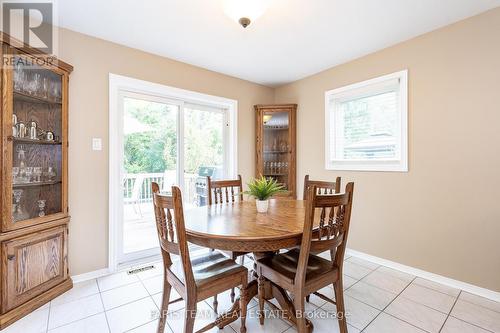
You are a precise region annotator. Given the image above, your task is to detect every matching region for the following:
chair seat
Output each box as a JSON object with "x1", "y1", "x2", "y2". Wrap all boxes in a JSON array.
[
  {"x1": 170, "y1": 251, "x2": 247, "y2": 288},
  {"x1": 256, "y1": 248, "x2": 338, "y2": 286}
]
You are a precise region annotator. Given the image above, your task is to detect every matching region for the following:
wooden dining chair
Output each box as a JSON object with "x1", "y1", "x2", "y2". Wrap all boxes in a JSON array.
[
  {"x1": 303, "y1": 174, "x2": 342, "y2": 302},
  {"x1": 256, "y1": 183, "x2": 354, "y2": 333},
  {"x1": 207, "y1": 175, "x2": 244, "y2": 205},
  {"x1": 303, "y1": 174, "x2": 341, "y2": 199},
  {"x1": 152, "y1": 183, "x2": 248, "y2": 333},
  {"x1": 207, "y1": 175, "x2": 249, "y2": 304}
]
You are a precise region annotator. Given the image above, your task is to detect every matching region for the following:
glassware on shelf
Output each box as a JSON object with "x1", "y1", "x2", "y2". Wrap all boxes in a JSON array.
[
  {"x1": 42, "y1": 77, "x2": 49, "y2": 98},
  {"x1": 37, "y1": 199, "x2": 46, "y2": 217},
  {"x1": 33, "y1": 73, "x2": 42, "y2": 97},
  {"x1": 25, "y1": 73, "x2": 37, "y2": 96},
  {"x1": 17, "y1": 169, "x2": 28, "y2": 183},
  {"x1": 13, "y1": 189, "x2": 22, "y2": 205},
  {"x1": 13, "y1": 113, "x2": 58, "y2": 142},
  {"x1": 28, "y1": 121, "x2": 38, "y2": 140},
  {"x1": 12, "y1": 114, "x2": 18, "y2": 137},
  {"x1": 21, "y1": 74, "x2": 29, "y2": 93},
  {"x1": 280, "y1": 140, "x2": 287, "y2": 152},
  {"x1": 17, "y1": 145, "x2": 26, "y2": 166},
  {"x1": 16, "y1": 145, "x2": 28, "y2": 183},
  {"x1": 24, "y1": 167, "x2": 33, "y2": 182},
  {"x1": 50, "y1": 79, "x2": 62, "y2": 101},
  {"x1": 33, "y1": 167, "x2": 42, "y2": 182},
  {"x1": 265, "y1": 159, "x2": 291, "y2": 175},
  {"x1": 45, "y1": 131, "x2": 54, "y2": 141},
  {"x1": 16, "y1": 121, "x2": 27, "y2": 138},
  {"x1": 12, "y1": 189, "x2": 29, "y2": 222},
  {"x1": 17, "y1": 70, "x2": 27, "y2": 92},
  {"x1": 46, "y1": 167, "x2": 57, "y2": 182},
  {"x1": 13, "y1": 65, "x2": 62, "y2": 102},
  {"x1": 12, "y1": 167, "x2": 19, "y2": 183}
]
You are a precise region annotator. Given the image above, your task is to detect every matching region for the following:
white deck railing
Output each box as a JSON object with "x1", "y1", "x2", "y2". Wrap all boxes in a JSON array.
[{"x1": 123, "y1": 172, "x2": 198, "y2": 204}]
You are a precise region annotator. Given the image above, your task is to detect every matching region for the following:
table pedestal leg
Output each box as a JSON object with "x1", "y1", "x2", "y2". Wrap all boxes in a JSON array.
[
  {"x1": 268, "y1": 284, "x2": 314, "y2": 333},
  {"x1": 214, "y1": 276, "x2": 313, "y2": 332},
  {"x1": 214, "y1": 279, "x2": 258, "y2": 329}
]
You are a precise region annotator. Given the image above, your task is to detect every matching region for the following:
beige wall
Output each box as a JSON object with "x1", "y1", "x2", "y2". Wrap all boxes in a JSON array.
[
  {"x1": 58, "y1": 29, "x2": 274, "y2": 275},
  {"x1": 274, "y1": 8, "x2": 500, "y2": 291}
]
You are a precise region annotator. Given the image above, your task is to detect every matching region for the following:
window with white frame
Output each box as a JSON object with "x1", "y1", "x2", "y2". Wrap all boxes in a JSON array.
[{"x1": 325, "y1": 70, "x2": 408, "y2": 172}]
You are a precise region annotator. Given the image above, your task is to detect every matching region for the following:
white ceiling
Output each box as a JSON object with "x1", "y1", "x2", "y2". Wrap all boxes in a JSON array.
[{"x1": 58, "y1": 0, "x2": 500, "y2": 87}]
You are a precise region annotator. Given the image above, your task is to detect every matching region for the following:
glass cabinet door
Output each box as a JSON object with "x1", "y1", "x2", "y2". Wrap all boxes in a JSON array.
[
  {"x1": 256, "y1": 104, "x2": 297, "y2": 198},
  {"x1": 9, "y1": 55, "x2": 65, "y2": 228},
  {"x1": 262, "y1": 111, "x2": 291, "y2": 191}
]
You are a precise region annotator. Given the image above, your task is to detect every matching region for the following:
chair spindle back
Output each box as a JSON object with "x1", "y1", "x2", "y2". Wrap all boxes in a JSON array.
[
  {"x1": 303, "y1": 175, "x2": 341, "y2": 199},
  {"x1": 207, "y1": 175, "x2": 244, "y2": 204}
]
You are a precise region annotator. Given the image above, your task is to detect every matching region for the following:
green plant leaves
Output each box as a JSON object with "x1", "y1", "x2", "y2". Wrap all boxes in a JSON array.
[{"x1": 243, "y1": 175, "x2": 286, "y2": 200}]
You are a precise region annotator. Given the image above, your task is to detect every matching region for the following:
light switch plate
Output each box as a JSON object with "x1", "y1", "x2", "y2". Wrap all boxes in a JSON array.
[{"x1": 92, "y1": 138, "x2": 102, "y2": 151}]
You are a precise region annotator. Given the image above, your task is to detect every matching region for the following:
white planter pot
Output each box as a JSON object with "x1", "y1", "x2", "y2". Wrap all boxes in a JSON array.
[{"x1": 256, "y1": 199, "x2": 269, "y2": 213}]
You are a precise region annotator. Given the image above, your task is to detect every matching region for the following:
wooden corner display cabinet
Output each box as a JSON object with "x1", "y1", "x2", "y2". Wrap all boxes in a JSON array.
[
  {"x1": 0, "y1": 34, "x2": 73, "y2": 329},
  {"x1": 255, "y1": 104, "x2": 297, "y2": 198}
]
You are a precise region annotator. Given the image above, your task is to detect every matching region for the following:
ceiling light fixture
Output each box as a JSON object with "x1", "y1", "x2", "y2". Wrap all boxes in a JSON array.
[{"x1": 223, "y1": 0, "x2": 271, "y2": 28}]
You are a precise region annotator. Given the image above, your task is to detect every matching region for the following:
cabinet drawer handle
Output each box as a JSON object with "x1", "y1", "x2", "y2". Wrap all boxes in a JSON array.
[{"x1": 7, "y1": 255, "x2": 15, "y2": 261}]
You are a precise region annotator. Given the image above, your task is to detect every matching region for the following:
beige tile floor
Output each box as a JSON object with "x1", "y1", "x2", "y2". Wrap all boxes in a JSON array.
[{"x1": 2, "y1": 253, "x2": 500, "y2": 333}]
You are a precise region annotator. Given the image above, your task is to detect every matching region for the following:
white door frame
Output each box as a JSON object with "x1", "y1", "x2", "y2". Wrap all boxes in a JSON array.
[{"x1": 108, "y1": 73, "x2": 238, "y2": 272}]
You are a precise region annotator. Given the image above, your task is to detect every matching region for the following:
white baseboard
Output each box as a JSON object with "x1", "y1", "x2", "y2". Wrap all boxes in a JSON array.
[
  {"x1": 72, "y1": 268, "x2": 111, "y2": 283},
  {"x1": 71, "y1": 249, "x2": 202, "y2": 284},
  {"x1": 346, "y1": 248, "x2": 500, "y2": 303}
]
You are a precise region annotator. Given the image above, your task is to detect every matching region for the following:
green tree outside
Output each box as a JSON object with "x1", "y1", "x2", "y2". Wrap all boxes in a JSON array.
[{"x1": 124, "y1": 99, "x2": 224, "y2": 174}]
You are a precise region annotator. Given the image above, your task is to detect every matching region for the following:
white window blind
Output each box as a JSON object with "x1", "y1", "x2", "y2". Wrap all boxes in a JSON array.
[{"x1": 325, "y1": 70, "x2": 408, "y2": 172}]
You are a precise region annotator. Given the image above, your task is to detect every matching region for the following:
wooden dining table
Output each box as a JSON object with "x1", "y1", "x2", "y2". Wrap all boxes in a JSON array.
[{"x1": 183, "y1": 199, "x2": 319, "y2": 332}]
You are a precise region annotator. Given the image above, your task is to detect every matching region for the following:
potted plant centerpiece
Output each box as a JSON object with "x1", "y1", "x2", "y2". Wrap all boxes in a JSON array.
[{"x1": 244, "y1": 176, "x2": 286, "y2": 213}]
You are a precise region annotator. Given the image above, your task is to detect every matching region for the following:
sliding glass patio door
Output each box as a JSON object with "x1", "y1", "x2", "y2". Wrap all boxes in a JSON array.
[
  {"x1": 183, "y1": 103, "x2": 227, "y2": 207},
  {"x1": 115, "y1": 91, "x2": 229, "y2": 267}
]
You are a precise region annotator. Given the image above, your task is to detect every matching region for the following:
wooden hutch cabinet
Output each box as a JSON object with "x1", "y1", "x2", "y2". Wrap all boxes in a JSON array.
[
  {"x1": 255, "y1": 104, "x2": 297, "y2": 198},
  {"x1": 0, "y1": 34, "x2": 73, "y2": 328}
]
